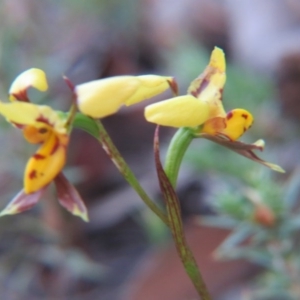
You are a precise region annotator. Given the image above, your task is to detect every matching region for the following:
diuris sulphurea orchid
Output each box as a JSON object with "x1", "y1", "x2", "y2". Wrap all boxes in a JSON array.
[
  {"x1": 0, "y1": 69, "x2": 88, "y2": 221},
  {"x1": 145, "y1": 47, "x2": 253, "y2": 141},
  {"x1": 146, "y1": 47, "x2": 284, "y2": 175}
]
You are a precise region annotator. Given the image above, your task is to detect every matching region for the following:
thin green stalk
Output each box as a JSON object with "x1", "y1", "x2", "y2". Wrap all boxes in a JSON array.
[
  {"x1": 95, "y1": 120, "x2": 169, "y2": 226},
  {"x1": 164, "y1": 127, "x2": 195, "y2": 187},
  {"x1": 155, "y1": 127, "x2": 212, "y2": 300}
]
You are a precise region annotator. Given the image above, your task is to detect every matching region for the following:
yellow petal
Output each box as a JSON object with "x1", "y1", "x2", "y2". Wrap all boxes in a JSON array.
[
  {"x1": 201, "y1": 117, "x2": 226, "y2": 135},
  {"x1": 0, "y1": 101, "x2": 41, "y2": 125},
  {"x1": 0, "y1": 101, "x2": 67, "y2": 134},
  {"x1": 209, "y1": 47, "x2": 226, "y2": 72},
  {"x1": 125, "y1": 75, "x2": 173, "y2": 106},
  {"x1": 9, "y1": 68, "x2": 48, "y2": 101},
  {"x1": 220, "y1": 109, "x2": 254, "y2": 140},
  {"x1": 23, "y1": 124, "x2": 52, "y2": 144},
  {"x1": 24, "y1": 132, "x2": 68, "y2": 193},
  {"x1": 187, "y1": 47, "x2": 226, "y2": 118},
  {"x1": 76, "y1": 75, "x2": 172, "y2": 118},
  {"x1": 202, "y1": 109, "x2": 254, "y2": 140},
  {"x1": 145, "y1": 95, "x2": 210, "y2": 127}
]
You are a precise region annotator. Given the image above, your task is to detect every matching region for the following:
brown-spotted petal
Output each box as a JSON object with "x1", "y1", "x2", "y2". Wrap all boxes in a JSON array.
[
  {"x1": 54, "y1": 173, "x2": 89, "y2": 222},
  {"x1": 0, "y1": 188, "x2": 46, "y2": 216},
  {"x1": 199, "y1": 133, "x2": 285, "y2": 173},
  {"x1": 24, "y1": 132, "x2": 67, "y2": 194}
]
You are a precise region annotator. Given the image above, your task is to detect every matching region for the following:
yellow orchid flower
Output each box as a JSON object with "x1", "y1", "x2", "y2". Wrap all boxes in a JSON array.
[
  {"x1": 75, "y1": 75, "x2": 176, "y2": 119},
  {"x1": 0, "y1": 69, "x2": 88, "y2": 221},
  {"x1": 0, "y1": 101, "x2": 68, "y2": 193},
  {"x1": 145, "y1": 47, "x2": 253, "y2": 141}
]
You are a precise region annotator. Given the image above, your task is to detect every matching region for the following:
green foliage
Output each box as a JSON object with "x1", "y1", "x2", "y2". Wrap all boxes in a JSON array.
[{"x1": 198, "y1": 167, "x2": 300, "y2": 299}]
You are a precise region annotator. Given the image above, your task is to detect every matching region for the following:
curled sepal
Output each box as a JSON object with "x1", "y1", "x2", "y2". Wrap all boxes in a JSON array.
[
  {"x1": 54, "y1": 173, "x2": 89, "y2": 222},
  {"x1": 9, "y1": 68, "x2": 48, "y2": 102},
  {"x1": 0, "y1": 188, "x2": 45, "y2": 217},
  {"x1": 24, "y1": 132, "x2": 68, "y2": 194},
  {"x1": 199, "y1": 133, "x2": 285, "y2": 173},
  {"x1": 75, "y1": 75, "x2": 174, "y2": 119}
]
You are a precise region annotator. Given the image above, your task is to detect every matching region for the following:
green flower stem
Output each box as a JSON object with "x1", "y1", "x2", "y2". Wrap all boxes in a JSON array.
[
  {"x1": 154, "y1": 127, "x2": 212, "y2": 300},
  {"x1": 95, "y1": 120, "x2": 169, "y2": 226},
  {"x1": 164, "y1": 127, "x2": 195, "y2": 187}
]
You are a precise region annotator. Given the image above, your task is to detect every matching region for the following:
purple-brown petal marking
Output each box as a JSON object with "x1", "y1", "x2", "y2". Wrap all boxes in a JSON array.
[
  {"x1": 38, "y1": 127, "x2": 48, "y2": 134},
  {"x1": 36, "y1": 115, "x2": 52, "y2": 126},
  {"x1": 191, "y1": 79, "x2": 209, "y2": 97},
  {"x1": 50, "y1": 136, "x2": 60, "y2": 155},
  {"x1": 33, "y1": 154, "x2": 46, "y2": 160},
  {"x1": 226, "y1": 111, "x2": 233, "y2": 120},
  {"x1": 29, "y1": 170, "x2": 37, "y2": 179}
]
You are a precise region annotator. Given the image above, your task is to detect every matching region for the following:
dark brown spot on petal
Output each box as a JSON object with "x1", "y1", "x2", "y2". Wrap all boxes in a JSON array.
[
  {"x1": 38, "y1": 127, "x2": 48, "y2": 134},
  {"x1": 198, "y1": 79, "x2": 209, "y2": 93},
  {"x1": 29, "y1": 170, "x2": 37, "y2": 179},
  {"x1": 50, "y1": 136, "x2": 60, "y2": 155},
  {"x1": 33, "y1": 154, "x2": 46, "y2": 160},
  {"x1": 227, "y1": 111, "x2": 233, "y2": 120},
  {"x1": 191, "y1": 79, "x2": 209, "y2": 97},
  {"x1": 36, "y1": 115, "x2": 52, "y2": 126},
  {"x1": 244, "y1": 127, "x2": 247, "y2": 132},
  {"x1": 219, "y1": 88, "x2": 223, "y2": 100},
  {"x1": 11, "y1": 90, "x2": 30, "y2": 102},
  {"x1": 242, "y1": 114, "x2": 248, "y2": 119}
]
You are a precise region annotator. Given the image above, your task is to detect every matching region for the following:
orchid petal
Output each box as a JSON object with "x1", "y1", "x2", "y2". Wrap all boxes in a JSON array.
[
  {"x1": 23, "y1": 124, "x2": 52, "y2": 144},
  {"x1": 199, "y1": 134, "x2": 285, "y2": 173},
  {"x1": 188, "y1": 47, "x2": 226, "y2": 118},
  {"x1": 201, "y1": 117, "x2": 226, "y2": 136},
  {"x1": 0, "y1": 101, "x2": 43, "y2": 125},
  {"x1": 220, "y1": 109, "x2": 254, "y2": 140},
  {"x1": 209, "y1": 46, "x2": 226, "y2": 71},
  {"x1": 0, "y1": 188, "x2": 46, "y2": 216},
  {"x1": 0, "y1": 101, "x2": 67, "y2": 133},
  {"x1": 54, "y1": 173, "x2": 89, "y2": 222},
  {"x1": 9, "y1": 68, "x2": 48, "y2": 101},
  {"x1": 125, "y1": 75, "x2": 173, "y2": 105},
  {"x1": 75, "y1": 75, "x2": 172, "y2": 118},
  {"x1": 145, "y1": 95, "x2": 210, "y2": 127},
  {"x1": 24, "y1": 132, "x2": 68, "y2": 193},
  {"x1": 202, "y1": 109, "x2": 254, "y2": 141}
]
